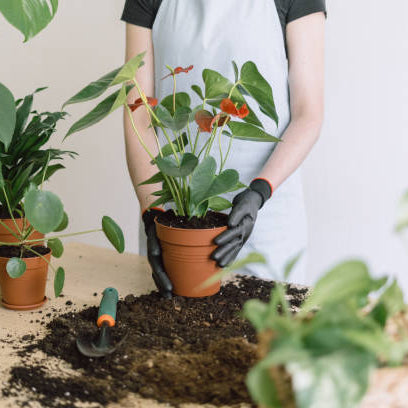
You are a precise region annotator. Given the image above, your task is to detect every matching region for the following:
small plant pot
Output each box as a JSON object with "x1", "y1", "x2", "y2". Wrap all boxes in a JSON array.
[
  {"x1": 0, "y1": 217, "x2": 44, "y2": 244},
  {"x1": 0, "y1": 249, "x2": 51, "y2": 310},
  {"x1": 155, "y1": 220, "x2": 227, "y2": 297}
]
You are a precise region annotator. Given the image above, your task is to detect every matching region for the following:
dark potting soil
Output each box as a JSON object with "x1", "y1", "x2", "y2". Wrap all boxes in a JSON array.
[
  {"x1": 157, "y1": 209, "x2": 228, "y2": 229},
  {"x1": 0, "y1": 245, "x2": 50, "y2": 258},
  {"x1": 4, "y1": 276, "x2": 309, "y2": 408},
  {"x1": 0, "y1": 205, "x2": 22, "y2": 219}
]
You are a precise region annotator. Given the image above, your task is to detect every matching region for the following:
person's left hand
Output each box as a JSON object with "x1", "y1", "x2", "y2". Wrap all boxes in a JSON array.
[{"x1": 211, "y1": 178, "x2": 272, "y2": 267}]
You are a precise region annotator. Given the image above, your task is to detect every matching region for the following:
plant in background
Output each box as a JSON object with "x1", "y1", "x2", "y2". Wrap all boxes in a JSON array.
[
  {"x1": 62, "y1": 52, "x2": 280, "y2": 218},
  {"x1": 0, "y1": 0, "x2": 58, "y2": 42},
  {"x1": 243, "y1": 258, "x2": 408, "y2": 408},
  {"x1": 396, "y1": 190, "x2": 408, "y2": 233},
  {"x1": 0, "y1": 176, "x2": 125, "y2": 298},
  {"x1": 0, "y1": 84, "x2": 76, "y2": 214}
]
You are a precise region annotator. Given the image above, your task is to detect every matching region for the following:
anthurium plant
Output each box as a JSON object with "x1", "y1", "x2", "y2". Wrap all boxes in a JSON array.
[
  {"x1": 244, "y1": 258, "x2": 408, "y2": 408},
  {"x1": 0, "y1": 83, "x2": 76, "y2": 213},
  {"x1": 63, "y1": 52, "x2": 280, "y2": 218},
  {"x1": 0, "y1": 174, "x2": 125, "y2": 297}
]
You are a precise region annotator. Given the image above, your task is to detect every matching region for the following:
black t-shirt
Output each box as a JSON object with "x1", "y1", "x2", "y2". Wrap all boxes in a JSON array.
[{"x1": 121, "y1": 0, "x2": 327, "y2": 49}]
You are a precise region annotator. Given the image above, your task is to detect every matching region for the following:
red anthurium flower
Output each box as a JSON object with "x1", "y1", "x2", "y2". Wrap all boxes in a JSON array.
[
  {"x1": 161, "y1": 65, "x2": 194, "y2": 80},
  {"x1": 210, "y1": 113, "x2": 230, "y2": 129},
  {"x1": 128, "y1": 97, "x2": 158, "y2": 112},
  {"x1": 195, "y1": 111, "x2": 231, "y2": 133},
  {"x1": 195, "y1": 110, "x2": 213, "y2": 132},
  {"x1": 220, "y1": 98, "x2": 249, "y2": 119}
]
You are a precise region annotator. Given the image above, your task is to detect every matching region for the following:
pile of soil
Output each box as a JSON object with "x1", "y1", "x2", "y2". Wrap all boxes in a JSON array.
[
  {"x1": 157, "y1": 210, "x2": 228, "y2": 229},
  {"x1": 4, "y1": 276, "x2": 308, "y2": 408}
]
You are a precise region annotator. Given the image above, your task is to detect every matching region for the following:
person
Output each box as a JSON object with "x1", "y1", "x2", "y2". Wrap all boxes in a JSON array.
[{"x1": 121, "y1": 0, "x2": 326, "y2": 298}]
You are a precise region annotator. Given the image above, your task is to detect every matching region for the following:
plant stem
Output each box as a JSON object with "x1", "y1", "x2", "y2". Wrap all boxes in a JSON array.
[
  {"x1": 0, "y1": 219, "x2": 20, "y2": 241},
  {"x1": 218, "y1": 122, "x2": 230, "y2": 172},
  {"x1": 41, "y1": 151, "x2": 51, "y2": 190},
  {"x1": 186, "y1": 124, "x2": 193, "y2": 153},
  {"x1": 125, "y1": 105, "x2": 155, "y2": 161},
  {"x1": 205, "y1": 125, "x2": 219, "y2": 158},
  {"x1": 228, "y1": 81, "x2": 241, "y2": 99},
  {"x1": 192, "y1": 128, "x2": 200, "y2": 155},
  {"x1": 2, "y1": 187, "x2": 21, "y2": 235},
  {"x1": 23, "y1": 228, "x2": 103, "y2": 244},
  {"x1": 172, "y1": 74, "x2": 176, "y2": 115}
]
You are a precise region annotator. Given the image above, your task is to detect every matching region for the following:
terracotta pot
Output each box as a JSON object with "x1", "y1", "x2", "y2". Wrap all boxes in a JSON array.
[
  {"x1": 0, "y1": 217, "x2": 44, "y2": 244},
  {"x1": 0, "y1": 249, "x2": 51, "y2": 310},
  {"x1": 155, "y1": 220, "x2": 227, "y2": 297}
]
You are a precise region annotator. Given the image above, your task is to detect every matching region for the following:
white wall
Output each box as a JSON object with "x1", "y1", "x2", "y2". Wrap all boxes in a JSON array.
[{"x1": 0, "y1": 1, "x2": 407, "y2": 291}]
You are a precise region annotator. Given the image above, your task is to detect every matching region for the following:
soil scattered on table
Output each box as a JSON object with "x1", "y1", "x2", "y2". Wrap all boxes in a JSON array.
[
  {"x1": 4, "y1": 276, "x2": 308, "y2": 408},
  {"x1": 157, "y1": 209, "x2": 228, "y2": 229}
]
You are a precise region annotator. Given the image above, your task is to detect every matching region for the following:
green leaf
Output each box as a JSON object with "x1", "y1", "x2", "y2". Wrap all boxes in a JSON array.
[
  {"x1": 148, "y1": 193, "x2": 173, "y2": 209},
  {"x1": 48, "y1": 238, "x2": 64, "y2": 258},
  {"x1": 0, "y1": 0, "x2": 58, "y2": 42},
  {"x1": 14, "y1": 93, "x2": 33, "y2": 136},
  {"x1": 302, "y1": 260, "x2": 387, "y2": 312},
  {"x1": 0, "y1": 82, "x2": 16, "y2": 150},
  {"x1": 288, "y1": 350, "x2": 375, "y2": 408},
  {"x1": 63, "y1": 67, "x2": 121, "y2": 108},
  {"x1": 208, "y1": 196, "x2": 232, "y2": 211},
  {"x1": 65, "y1": 85, "x2": 133, "y2": 138},
  {"x1": 138, "y1": 172, "x2": 164, "y2": 186},
  {"x1": 191, "y1": 85, "x2": 204, "y2": 100},
  {"x1": 396, "y1": 190, "x2": 408, "y2": 233},
  {"x1": 31, "y1": 164, "x2": 65, "y2": 186},
  {"x1": 156, "y1": 153, "x2": 198, "y2": 178},
  {"x1": 232, "y1": 61, "x2": 239, "y2": 83},
  {"x1": 246, "y1": 362, "x2": 282, "y2": 408},
  {"x1": 161, "y1": 133, "x2": 189, "y2": 157},
  {"x1": 109, "y1": 84, "x2": 128, "y2": 113},
  {"x1": 284, "y1": 250, "x2": 304, "y2": 280},
  {"x1": 160, "y1": 92, "x2": 191, "y2": 112},
  {"x1": 0, "y1": 165, "x2": 4, "y2": 190},
  {"x1": 228, "y1": 121, "x2": 280, "y2": 142},
  {"x1": 54, "y1": 267, "x2": 65, "y2": 297},
  {"x1": 54, "y1": 211, "x2": 68, "y2": 232},
  {"x1": 24, "y1": 189, "x2": 64, "y2": 234},
  {"x1": 110, "y1": 52, "x2": 146, "y2": 85},
  {"x1": 243, "y1": 299, "x2": 269, "y2": 331},
  {"x1": 240, "y1": 61, "x2": 279, "y2": 125},
  {"x1": 190, "y1": 156, "x2": 217, "y2": 204},
  {"x1": 204, "y1": 169, "x2": 239, "y2": 202},
  {"x1": 102, "y1": 216, "x2": 125, "y2": 253},
  {"x1": 6, "y1": 258, "x2": 27, "y2": 278},
  {"x1": 154, "y1": 105, "x2": 191, "y2": 131}
]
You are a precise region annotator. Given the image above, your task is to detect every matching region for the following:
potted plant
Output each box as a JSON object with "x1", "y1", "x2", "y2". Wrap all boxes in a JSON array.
[
  {"x1": 62, "y1": 53, "x2": 280, "y2": 297},
  {"x1": 0, "y1": 83, "x2": 76, "y2": 244},
  {"x1": 0, "y1": 172, "x2": 125, "y2": 310},
  {"x1": 242, "y1": 256, "x2": 408, "y2": 408}
]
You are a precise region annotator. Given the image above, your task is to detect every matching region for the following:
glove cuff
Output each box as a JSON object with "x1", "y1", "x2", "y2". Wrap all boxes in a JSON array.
[
  {"x1": 250, "y1": 178, "x2": 273, "y2": 208},
  {"x1": 142, "y1": 207, "x2": 165, "y2": 233}
]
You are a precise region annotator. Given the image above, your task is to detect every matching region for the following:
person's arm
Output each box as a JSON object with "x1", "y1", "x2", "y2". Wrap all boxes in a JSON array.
[
  {"x1": 124, "y1": 23, "x2": 160, "y2": 211},
  {"x1": 258, "y1": 11, "x2": 325, "y2": 190}
]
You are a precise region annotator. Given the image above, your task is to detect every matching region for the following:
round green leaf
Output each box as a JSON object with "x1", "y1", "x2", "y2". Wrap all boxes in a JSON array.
[
  {"x1": 0, "y1": 82, "x2": 16, "y2": 150},
  {"x1": 6, "y1": 257, "x2": 27, "y2": 278},
  {"x1": 54, "y1": 267, "x2": 65, "y2": 297},
  {"x1": 24, "y1": 190, "x2": 64, "y2": 234},
  {"x1": 102, "y1": 216, "x2": 125, "y2": 253},
  {"x1": 54, "y1": 211, "x2": 69, "y2": 232},
  {"x1": 156, "y1": 153, "x2": 198, "y2": 178},
  {"x1": 48, "y1": 238, "x2": 64, "y2": 258}
]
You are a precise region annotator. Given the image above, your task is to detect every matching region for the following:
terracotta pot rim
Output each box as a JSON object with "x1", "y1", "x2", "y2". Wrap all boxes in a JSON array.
[
  {"x1": 154, "y1": 218, "x2": 227, "y2": 232},
  {"x1": 0, "y1": 247, "x2": 51, "y2": 261},
  {"x1": 1, "y1": 296, "x2": 47, "y2": 311}
]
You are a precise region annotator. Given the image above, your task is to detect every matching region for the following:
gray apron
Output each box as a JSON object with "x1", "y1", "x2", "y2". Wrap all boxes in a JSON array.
[{"x1": 139, "y1": 0, "x2": 308, "y2": 285}]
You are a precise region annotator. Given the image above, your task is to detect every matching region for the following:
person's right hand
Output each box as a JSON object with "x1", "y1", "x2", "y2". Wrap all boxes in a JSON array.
[{"x1": 142, "y1": 208, "x2": 173, "y2": 298}]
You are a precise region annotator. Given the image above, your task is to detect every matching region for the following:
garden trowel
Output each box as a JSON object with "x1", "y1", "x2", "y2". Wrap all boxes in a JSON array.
[{"x1": 76, "y1": 287, "x2": 126, "y2": 358}]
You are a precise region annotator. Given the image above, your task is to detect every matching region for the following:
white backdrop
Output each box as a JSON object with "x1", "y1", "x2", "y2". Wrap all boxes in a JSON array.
[{"x1": 0, "y1": 1, "x2": 407, "y2": 291}]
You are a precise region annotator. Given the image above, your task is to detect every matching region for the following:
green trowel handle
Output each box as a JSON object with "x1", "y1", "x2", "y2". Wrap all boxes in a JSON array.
[{"x1": 97, "y1": 287, "x2": 119, "y2": 328}]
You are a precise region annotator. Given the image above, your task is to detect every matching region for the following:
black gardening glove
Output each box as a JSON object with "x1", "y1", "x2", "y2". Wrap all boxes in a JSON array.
[
  {"x1": 142, "y1": 208, "x2": 173, "y2": 298},
  {"x1": 211, "y1": 179, "x2": 273, "y2": 268}
]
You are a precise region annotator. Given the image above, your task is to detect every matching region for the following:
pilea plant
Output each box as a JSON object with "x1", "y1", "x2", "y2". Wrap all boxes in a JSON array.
[
  {"x1": 243, "y1": 258, "x2": 408, "y2": 408},
  {"x1": 63, "y1": 52, "x2": 280, "y2": 218},
  {"x1": 0, "y1": 176, "x2": 125, "y2": 297},
  {"x1": 0, "y1": 83, "x2": 76, "y2": 213}
]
